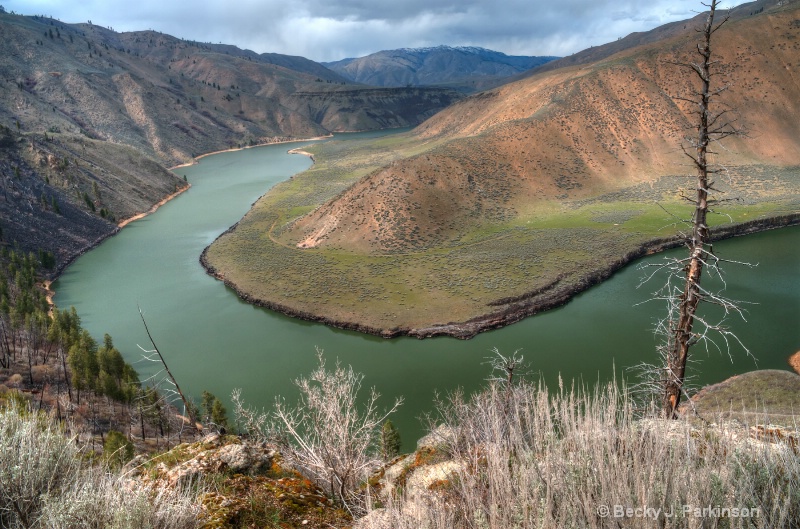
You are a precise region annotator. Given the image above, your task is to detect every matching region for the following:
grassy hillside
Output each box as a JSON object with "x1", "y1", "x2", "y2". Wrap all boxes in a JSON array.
[
  {"x1": 688, "y1": 369, "x2": 800, "y2": 425},
  {"x1": 204, "y1": 1, "x2": 800, "y2": 337}
]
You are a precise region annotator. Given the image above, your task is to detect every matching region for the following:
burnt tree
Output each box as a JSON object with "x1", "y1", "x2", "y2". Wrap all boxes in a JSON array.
[{"x1": 660, "y1": 0, "x2": 743, "y2": 418}]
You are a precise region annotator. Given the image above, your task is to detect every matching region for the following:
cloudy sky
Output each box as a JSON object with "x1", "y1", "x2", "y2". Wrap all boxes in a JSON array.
[{"x1": 7, "y1": 0, "x2": 747, "y2": 62}]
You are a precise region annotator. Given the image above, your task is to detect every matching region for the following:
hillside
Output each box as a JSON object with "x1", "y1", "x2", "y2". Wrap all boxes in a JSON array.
[
  {"x1": 204, "y1": 0, "x2": 800, "y2": 337},
  {"x1": 0, "y1": 13, "x2": 463, "y2": 167},
  {"x1": 0, "y1": 125, "x2": 188, "y2": 271},
  {"x1": 325, "y1": 46, "x2": 558, "y2": 92},
  {"x1": 0, "y1": 12, "x2": 461, "y2": 270}
]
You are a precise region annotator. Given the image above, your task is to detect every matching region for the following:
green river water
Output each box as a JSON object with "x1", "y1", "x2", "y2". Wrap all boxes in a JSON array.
[{"x1": 53, "y1": 130, "x2": 800, "y2": 446}]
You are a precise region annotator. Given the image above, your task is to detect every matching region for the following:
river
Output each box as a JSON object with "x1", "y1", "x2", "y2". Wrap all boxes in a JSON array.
[{"x1": 53, "y1": 130, "x2": 800, "y2": 447}]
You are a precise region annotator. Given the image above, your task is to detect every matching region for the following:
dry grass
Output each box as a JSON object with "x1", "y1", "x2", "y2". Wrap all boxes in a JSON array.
[
  {"x1": 361, "y1": 380, "x2": 800, "y2": 528},
  {"x1": 687, "y1": 370, "x2": 800, "y2": 426},
  {"x1": 0, "y1": 403, "x2": 201, "y2": 528}
]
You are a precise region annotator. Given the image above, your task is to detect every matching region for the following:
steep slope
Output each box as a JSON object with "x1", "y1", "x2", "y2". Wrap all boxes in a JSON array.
[
  {"x1": 0, "y1": 12, "x2": 461, "y2": 269},
  {"x1": 522, "y1": 0, "x2": 776, "y2": 78},
  {"x1": 204, "y1": 1, "x2": 800, "y2": 337},
  {"x1": 0, "y1": 126, "x2": 187, "y2": 271},
  {"x1": 0, "y1": 14, "x2": 462, "y2": 167},
  {"x1": 325, "y1": 46, "x2": 558, "y2": 92},
  {"x1": 289, "y1": 2, "x2": 800, "y2": 253}
]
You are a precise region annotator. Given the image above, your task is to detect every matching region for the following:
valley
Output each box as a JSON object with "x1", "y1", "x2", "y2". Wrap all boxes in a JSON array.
[
  {"x1": 52, "y1": 134, "x2": 800, "y2": 449},
  {"x1": 0, "y1": 11, "x2": 460, "y2": 270},
  {"x1": 204, "y1": 2, "x2": 800, "y2": 337}
]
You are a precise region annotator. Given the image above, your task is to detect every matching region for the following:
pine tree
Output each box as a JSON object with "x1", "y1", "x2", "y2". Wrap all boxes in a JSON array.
[
  {"x1": 103, "y1": 430, "x2": 134, "y2": 469},
  {"x1": 380, "y1": 420, "x2": 402, "y2": 462},
  {"x1": 201, "y1": 390, "x2": 228, "y2": 430}
]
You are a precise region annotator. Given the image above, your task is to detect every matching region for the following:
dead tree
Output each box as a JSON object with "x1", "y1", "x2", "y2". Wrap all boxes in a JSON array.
[
  {"x1": 137, "y1": 307, "x2": 198, "y2": 434},
  {"x1": 653, "y1": 0, "x2": 746, "y2": 418}
]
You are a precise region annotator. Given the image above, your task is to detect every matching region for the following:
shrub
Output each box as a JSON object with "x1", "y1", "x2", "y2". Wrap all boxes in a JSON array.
[
  {"x1": 40, "y1": 473, "x2": 200, "y2": 529},
  {"x1": 103, "y1": 430, "x2": 134, "y2": 469},
  {"x1": 367, "y1": 379, "x2": 800, "y2": 528},
  {"x1": 0, "y1": 403, "x2": 201, "y2": 528},
  {"x1": 0, "y1": 403, "x2": 82, "y2": 527},
  {"x1": 234, "y1": 350, "x2": 402, "y2": 514}
]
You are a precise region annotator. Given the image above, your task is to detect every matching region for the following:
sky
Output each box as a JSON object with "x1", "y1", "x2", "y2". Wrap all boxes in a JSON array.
[{"x1": 6, "y1": 0, "x2": 748, "y2": 62}]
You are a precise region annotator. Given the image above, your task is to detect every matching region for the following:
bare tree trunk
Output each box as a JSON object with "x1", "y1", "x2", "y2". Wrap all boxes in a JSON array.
[
  {"x1": 139, "y1": 398, "x2": 146, "y2": 441},
  {"x1": 663, "y1": 0, "x2": 728, "y2": 418},
  {"x1": 55, "y1": 377, "x2": 62, "y2": 422},
  {"x1": 59, "y1": 346, "x2": 72, "y2": 402},
  {"x1": 138, "y1": 307, "x2": 197, "y2": 425},
  {"x1": 0, "y1": 318, "x2": 10, "y2": 369}
]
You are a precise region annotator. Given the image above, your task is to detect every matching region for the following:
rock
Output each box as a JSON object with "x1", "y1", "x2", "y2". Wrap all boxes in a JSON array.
[
  {"x1": 216, "y1": 442, "x2": 275, "y2": 474},
  {"x1": 121, "y1": 454, "x2": 148, "y2": 477},
  {"x1": 405, "y1": 460, "x2": 461, "y2": 492},
  {"x1": 416, "y1": 424, "x2": 456, "y2": 450},
  {"x1": 146, "y1": 438, "x2": 276, "y2": 486},
  {"x1": 201, "y1": 432, "x2": 222, "y2": 446}
]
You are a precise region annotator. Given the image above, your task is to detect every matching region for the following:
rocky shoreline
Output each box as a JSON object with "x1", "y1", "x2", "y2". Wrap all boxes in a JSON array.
[{"x1": 200, "y1": 213, "x2": 800, "y2": 340}]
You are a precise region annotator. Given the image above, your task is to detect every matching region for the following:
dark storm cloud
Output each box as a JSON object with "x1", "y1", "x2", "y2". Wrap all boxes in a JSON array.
[{"x1": 11, "y1": 0, "x2": 745, "y2": 62}]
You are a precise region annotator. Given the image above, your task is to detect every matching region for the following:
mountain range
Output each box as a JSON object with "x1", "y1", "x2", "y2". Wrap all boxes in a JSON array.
[
  {"x1": 0, "y1": 12, "x2": 462, "y2": 266},
  {"x1": 324, "y1": 45, "x2": 558, "y2": 92},
  {"x1": 290, "y1": 1, "x2": 800, "y2": 254}
]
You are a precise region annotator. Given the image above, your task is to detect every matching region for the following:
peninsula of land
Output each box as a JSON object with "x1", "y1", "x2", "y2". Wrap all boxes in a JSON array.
[{"x1": 201, "y1": 3, "x2": 800, "y2": 338}]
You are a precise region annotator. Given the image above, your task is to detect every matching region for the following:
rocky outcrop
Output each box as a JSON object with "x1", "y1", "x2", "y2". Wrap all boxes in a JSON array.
[
  {"x1": 132, "y1": 433, "x2": 351, "y2": 528},
  {"x1": 129, "y1": 434, "x2": 275, "y2": 486}
]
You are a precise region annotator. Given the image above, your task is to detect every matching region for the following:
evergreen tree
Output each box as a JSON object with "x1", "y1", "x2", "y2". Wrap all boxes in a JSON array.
[
  {"x1": 201, "y1": 390, "x2": 228, "y2": 430},
  {"x1": 103, "y1": 430, "x2": 134, "y2": 469},
  {"x1": 380, "y1": 419, "x2": 402, "y2": 462},
  {"x1": 98, "y1": 334, "x2": 125, "y2": 384},
  {"x1": 211, "y1": 399, "x2": 228, "y2": 430},
  {"x1": 67, "y1": 329, "x2": 98, "y2": 402}
]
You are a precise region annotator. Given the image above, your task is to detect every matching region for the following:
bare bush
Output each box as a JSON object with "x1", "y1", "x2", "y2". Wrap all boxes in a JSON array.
[
  {"x1": 365, "y1": 378, "x2": 800, "y2": 528},
  {"x1": 40, "y1": 473, "x2": 200, "y2": 529},
  {"x1": 234, "y1": 350, "x2": 402, "y2": 514},
  {"x1": 0, "y1": 403, "x2": 201, "y2": 529},
  {"x1": 0, "y1": 404, "x2": 82, "y2": 528}
]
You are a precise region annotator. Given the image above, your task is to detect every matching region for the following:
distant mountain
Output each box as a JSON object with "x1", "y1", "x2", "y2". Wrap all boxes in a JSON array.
[
  {"x1": 0, "y1": 15, "x2": 462, "y2": 167},
  {"x1": 0, "y1": 13, "x2": 462, "y2": 268},
  {"x1": 324, "y1": 46, "x2": 558, "y2": 92},
  {"x1": 203, "y1": 0, "x2": 800, "y2": 337},
  {"x1": 303, "y1": 2, "x2": 800, "y2": 256}
]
